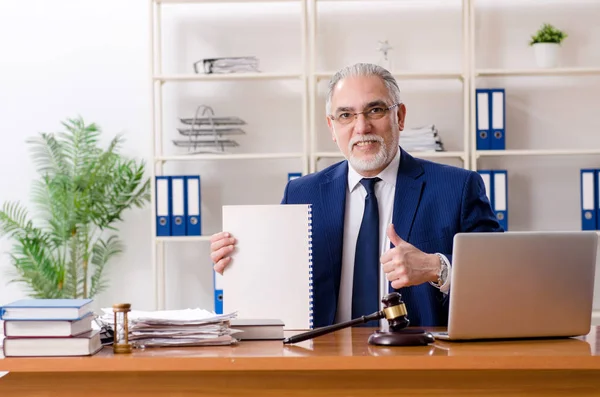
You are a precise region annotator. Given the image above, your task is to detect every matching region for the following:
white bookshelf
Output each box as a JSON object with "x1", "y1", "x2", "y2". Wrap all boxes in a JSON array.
[
  {"x1": 469, "y1": 0, "x2": 600, "y2": 320},
  {"x1": 308, "y1": 0, "x2": 471, "y2": 173},
  {"x1": 468, "y1": 1, "x2": 600, "y2": 170},
  {"x1": 149, "y1": 0, "x2": 600, "y2": 314},
  {"x1": 149, "y1": 0, "x2": 310, "y2": 310}
]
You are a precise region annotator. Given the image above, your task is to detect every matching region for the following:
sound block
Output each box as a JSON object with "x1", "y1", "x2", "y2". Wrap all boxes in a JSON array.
[{"x1": 368, "y1": 329, "x2": 434, "y2": 346}]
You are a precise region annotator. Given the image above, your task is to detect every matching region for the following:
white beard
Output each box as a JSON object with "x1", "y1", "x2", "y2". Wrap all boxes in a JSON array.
[{"x1": 347, "y1": 134, "x2": 397, "y2": 173}]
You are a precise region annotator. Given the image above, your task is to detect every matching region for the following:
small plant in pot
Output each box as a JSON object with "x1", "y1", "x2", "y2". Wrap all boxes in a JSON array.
[{"x1": 529, "y1": 23, "x2": 567, "y2": 68}]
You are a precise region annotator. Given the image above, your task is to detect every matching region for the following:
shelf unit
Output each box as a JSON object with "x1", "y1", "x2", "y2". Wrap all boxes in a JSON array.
[
  {"x1": 308, "y1": 0, "x2": 471, "y2": 172},
  {"x1": 149, "y1": 0, "x2": 310, "y2": 310},
  {"x1": 149, "y1": 0, "x2": 600, "y2": 311},
  {"x1": 467, "y1": 1, "x2": 600, "y2": 170}
]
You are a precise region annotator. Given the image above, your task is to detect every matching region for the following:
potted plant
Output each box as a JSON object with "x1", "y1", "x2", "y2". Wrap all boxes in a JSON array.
[
  {"x1": 529, "y1": 23, "x2": 568, "y2": 68},
  {"x1": 0, "y1": 117, "x2": 150, "y2": 299}
]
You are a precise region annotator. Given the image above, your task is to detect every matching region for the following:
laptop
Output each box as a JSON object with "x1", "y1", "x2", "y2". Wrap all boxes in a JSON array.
[{"x1": 433, "y1": 231, "x2": 598, "y2": 341}]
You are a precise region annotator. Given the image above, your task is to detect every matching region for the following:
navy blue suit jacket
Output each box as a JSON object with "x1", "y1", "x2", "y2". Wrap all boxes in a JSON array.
[{"x1": 281, "y1": 148, "x2": 503, "y2": 328}]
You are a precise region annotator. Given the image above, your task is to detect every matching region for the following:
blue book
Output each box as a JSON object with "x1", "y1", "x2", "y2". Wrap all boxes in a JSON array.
[{"x1": 0, "y1": 298, "x2": 93, "y2": 321}]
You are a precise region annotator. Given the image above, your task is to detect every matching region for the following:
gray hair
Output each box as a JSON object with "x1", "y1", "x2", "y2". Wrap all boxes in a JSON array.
[{"x1": 325, "y1": 63, "x2": 401, "y2": 116}]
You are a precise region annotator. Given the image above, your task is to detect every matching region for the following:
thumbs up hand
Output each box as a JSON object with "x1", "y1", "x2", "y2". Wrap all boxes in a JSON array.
[{"x1": 380, "y1": 224, "x2": 441, "y2": 289}]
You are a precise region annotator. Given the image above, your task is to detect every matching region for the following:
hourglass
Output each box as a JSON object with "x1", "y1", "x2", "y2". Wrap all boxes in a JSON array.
[{"x1": 113, "y1": 303, "x2": 132, "y2": 354}]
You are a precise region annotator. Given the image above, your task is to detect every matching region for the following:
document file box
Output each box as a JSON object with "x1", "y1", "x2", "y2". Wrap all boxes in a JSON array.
[
  {"x1": 170, "y1": 176, "x2": 187, "y2": 236},
  {"x1": 185, "y1": 175, "x2": 201, "y2": 236},
  {"x1": 476, "y1": 89, "x2": 491, "y2": 150},
  {"x1": 155, "y1": 176, "x2": 171, "y2": 236},
  {"x1": 490, "y1": 89, "x2": 506, "y2": 150},
  {"x1": 493, "y1": 170, "x2": 508, "y2": 231},
  {"x1": 477, "y1": 170, "x2": 493, "y2": 206},
  {"x1": 477, "y1": 170, "x2": 508, "y2": 231},
  {"x1": 581, "y1": 169, "x2": 598, "y2": 230},
  {"x1": 288, "y1": 172, "x2": 302, "y2": 181},
  {"x1": 214, "y1": 271, "x2": 223, "y2": 314}
]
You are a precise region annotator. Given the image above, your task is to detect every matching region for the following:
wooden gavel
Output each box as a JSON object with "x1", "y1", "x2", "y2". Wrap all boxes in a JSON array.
[{"x1": 283, "y1": 292, "x2": 433, "y2": 346}]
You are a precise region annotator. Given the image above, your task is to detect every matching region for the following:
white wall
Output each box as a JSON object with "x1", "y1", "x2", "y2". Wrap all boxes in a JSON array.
[
  {"x1": 1, "y1": 0, "x2": 599, "y2": 323},
  {"x1": 0, "y1": 0, "x2": 152, "y2": 311}
]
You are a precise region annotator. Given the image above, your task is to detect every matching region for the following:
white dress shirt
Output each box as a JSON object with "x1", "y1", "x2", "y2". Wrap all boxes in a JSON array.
[{"x1": 334, "y1": 148, "x2": 452, "y2": 324}]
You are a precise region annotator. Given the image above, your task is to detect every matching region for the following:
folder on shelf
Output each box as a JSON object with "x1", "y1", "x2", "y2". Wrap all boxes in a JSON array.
[
  {"x1": 214, "y1": 270, "x2": 223, "y2": 315},
  {"x1": 155, "y1": 176, "x2": 172, "y2": 236},
  {"x1": 185, "y1": 175, "x2": 201, "y2": 236},
  {"x1": 580, "y1": 169, "x2": 598, "y2": 231},
  {"x1": 288, "y1": 172, "x2": 302, "y2": 181},
  {"x1": 597, "y1": 170, "x2": 600, "y2": 231},
  {"x1": 477, "y1": 169, "x2": 508, "y2": 231},
  {"x1": 493, "y1": 170, "x2": 508, "y2": 231},
  {"x1": 475, "y1": 89, "x2": 491, "y2": 150},
  {"x1": 490, "y1": 88, "x2": 506, "y2": 150},
  {"x1": 170, "y1": 176, "x2": 187, "y2": 236},
  {"x1": 477, "y1": 170, "x2": 493, "y2": 206}
]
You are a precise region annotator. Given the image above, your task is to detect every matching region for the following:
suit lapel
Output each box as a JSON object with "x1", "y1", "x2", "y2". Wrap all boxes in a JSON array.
[
  {"x1": 392, "y1": 148, "x2": 425, "y2": 242},
  {"x1": 319, "y1": 162, "x2": 348, "y2": 298}
]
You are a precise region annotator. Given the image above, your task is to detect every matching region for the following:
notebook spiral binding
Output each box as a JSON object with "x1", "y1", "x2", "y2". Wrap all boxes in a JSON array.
[{"x1": 308, "y1": 204, "x2": 314, "y2": 329}]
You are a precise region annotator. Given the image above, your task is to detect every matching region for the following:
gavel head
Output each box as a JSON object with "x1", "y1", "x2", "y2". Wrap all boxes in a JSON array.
[{"x1": 381, "y1": 292, "x2": 410, "y2": 332}]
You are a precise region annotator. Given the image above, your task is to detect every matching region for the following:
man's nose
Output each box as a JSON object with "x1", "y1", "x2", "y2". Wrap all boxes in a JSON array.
[{"x1": 353, "y1": 113, "x2": 372, "y2": 134}]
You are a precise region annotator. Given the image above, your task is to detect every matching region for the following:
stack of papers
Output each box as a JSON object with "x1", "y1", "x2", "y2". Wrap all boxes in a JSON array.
[
  {"x1": 97, "y1": 308, "x2": 240, "y2": 348},
  {"x1": 400, "y1": 124, "x2": 445, "y2": 152},
  {"x1": 193, "y1": 56, "x2": 260, "y2": 74}
]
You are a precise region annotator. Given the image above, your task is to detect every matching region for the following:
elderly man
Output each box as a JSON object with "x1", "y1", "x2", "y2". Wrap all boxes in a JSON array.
[{"x1": 211, "y1": 62, "x2": 502, "y2": 328}]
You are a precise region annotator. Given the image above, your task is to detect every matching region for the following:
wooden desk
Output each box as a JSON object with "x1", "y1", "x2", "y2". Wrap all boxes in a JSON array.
[{"x1": 1, "y1": 327, "x2": 599, "y2": 396}]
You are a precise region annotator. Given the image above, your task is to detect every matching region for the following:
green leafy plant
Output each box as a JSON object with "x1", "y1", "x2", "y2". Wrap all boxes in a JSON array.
[
  {"x1": 0, "y1": 117, "x2": 150, "y2": 299},
  {"x1": 530, "y1": 23, "x2": 567, "y2": 45}
]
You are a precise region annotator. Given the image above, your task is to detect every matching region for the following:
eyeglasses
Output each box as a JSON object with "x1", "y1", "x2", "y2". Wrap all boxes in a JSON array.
[{"x1": 329, "y1": 103, "x2": 399, "y2": 126}]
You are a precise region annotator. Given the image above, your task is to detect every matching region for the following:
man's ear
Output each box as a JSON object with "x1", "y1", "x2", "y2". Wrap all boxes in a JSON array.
[
  {"x1": 326, "y1": 116, "x2": 337, "y2": 142},
  {"x1": 397, "y1": 104, "x2": 407, "y2": 131}
]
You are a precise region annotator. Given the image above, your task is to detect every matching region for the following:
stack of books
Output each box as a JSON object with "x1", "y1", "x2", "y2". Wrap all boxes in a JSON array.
[{"x1": 0, "y1": 298, "x2": 102, "y2": 357}]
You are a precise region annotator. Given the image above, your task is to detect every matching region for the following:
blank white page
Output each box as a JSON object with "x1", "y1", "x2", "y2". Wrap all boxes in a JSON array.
[{"x1": 222, "y1": 204, "x2": 312, "y2": 330}]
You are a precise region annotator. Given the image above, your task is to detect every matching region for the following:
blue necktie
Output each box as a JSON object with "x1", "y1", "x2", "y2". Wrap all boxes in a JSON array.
[{"x1": 352, "y1": 177, "x2": 381, "y2": 326}]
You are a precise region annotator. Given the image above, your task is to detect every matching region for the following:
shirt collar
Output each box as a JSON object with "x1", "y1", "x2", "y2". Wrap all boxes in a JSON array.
[{"x1": 348, "y1": 147, "x2": 401, "y2": 192}]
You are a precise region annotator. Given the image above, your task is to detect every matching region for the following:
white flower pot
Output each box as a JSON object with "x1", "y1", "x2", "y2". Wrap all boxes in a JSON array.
[{"x1": 533, "y1": 43, "x2": 561, "y2": 68}]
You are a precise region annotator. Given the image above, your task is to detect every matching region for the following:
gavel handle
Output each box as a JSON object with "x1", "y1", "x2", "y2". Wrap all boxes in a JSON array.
[{"x1": 283, "y1": 311, "x2": 383, "y2": 344}]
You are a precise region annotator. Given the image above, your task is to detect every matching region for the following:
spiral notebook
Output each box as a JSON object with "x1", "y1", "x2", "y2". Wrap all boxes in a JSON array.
[{"x1": 221, "y1": 204, "x2": 313, "y2": 330}]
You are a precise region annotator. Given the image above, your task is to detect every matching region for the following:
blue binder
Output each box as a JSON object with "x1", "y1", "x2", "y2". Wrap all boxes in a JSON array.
[
  {"x1": 492, "y1": 170, "x2": 508, "y2": 231},
  {"x1": 475, "y1": 89, "x2": 491, "y2": 150},
  {"x1": 214, "y1": 271, "x2": 223, "y2": 314},
  {"x1": 185, "y1": 175, "x2": 201, "y2": 236},
  {"x1": 288, "y1": 172, "x2": 302, "y2": 181},
  {"x1": 597, "y1": 170, "x2": 600, "y2": 230},
  {"x1": 477, "y1": 170, "x2": 493, "y2": 206},
  {"x1": 581, "y1": 169, "x2": 597, "y2": 230},
  {"x1": 490, "y1": 88, "x2": 506, "y2": 150},
  {"x1": 170, "y1": 176, "x2": 187, "y2": 236},
  {"x1": 155, "y1": 176, "x2": 172, "y2": 236}
]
